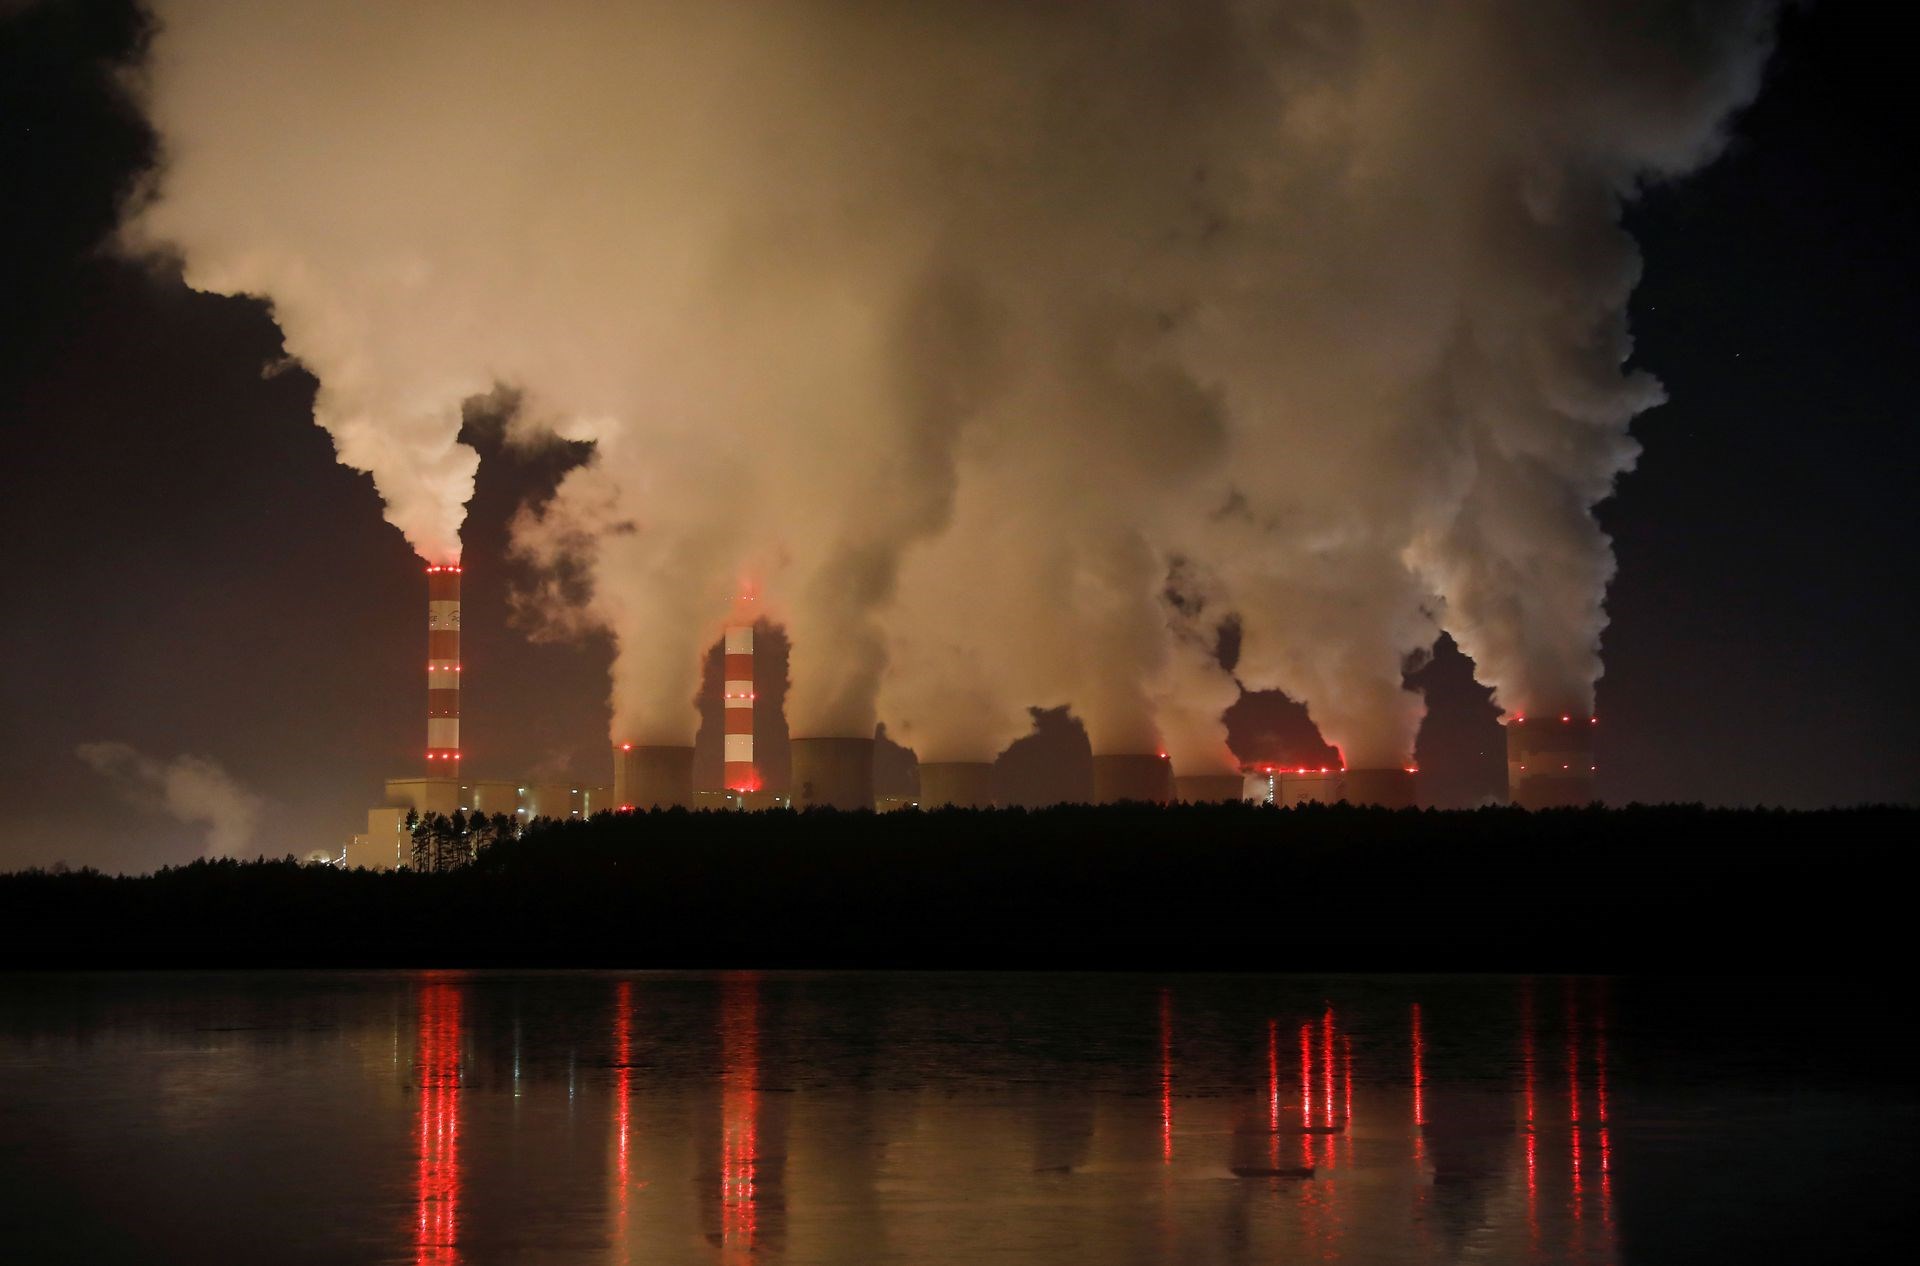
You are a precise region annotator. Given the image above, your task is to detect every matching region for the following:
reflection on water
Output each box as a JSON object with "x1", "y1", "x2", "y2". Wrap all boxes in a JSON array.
[
  {"x1": 0, "y1": 972, "x2": 1905, "y2": 1265},
  {"x1": 610, "y1": 979, "x2": 632, "y2": 1250},
  {"x1": 719, "y1": 974, "x2": 760, "y2": 1255},
  {"x1": 414, "y1": 979, "x2": 461, "y2": 1266}
]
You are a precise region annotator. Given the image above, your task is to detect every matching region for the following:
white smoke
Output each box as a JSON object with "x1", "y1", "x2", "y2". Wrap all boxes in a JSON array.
[
  {"x1": 77, "y1": 741, "x2": 265, "y2": 859},
  {"x1": 124, "y1": 1, "x2": 1776, "y2": 764}
]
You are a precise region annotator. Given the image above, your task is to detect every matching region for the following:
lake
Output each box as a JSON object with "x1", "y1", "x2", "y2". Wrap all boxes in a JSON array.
[{"x1": 0, "y1": 972, "x2": 1906, "y2": 1263}]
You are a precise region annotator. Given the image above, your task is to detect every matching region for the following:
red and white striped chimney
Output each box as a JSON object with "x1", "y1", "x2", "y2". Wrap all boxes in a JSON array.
[
  {"x1": 722, "y1": 592, "x2": 757, "y2": 793},
  {"x1": 425, "y1": 563, "x2": 461, "y2": 775}
]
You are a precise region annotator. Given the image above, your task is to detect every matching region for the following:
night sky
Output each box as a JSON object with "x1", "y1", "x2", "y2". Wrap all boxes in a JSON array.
[{"x1": 2, "y1": 2, "x2": 1915, "y2": 872}]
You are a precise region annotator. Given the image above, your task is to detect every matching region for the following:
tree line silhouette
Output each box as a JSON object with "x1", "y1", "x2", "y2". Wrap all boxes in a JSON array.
[{"x1": 2, "y1": 803, "x2": 1905, "y2": 970}]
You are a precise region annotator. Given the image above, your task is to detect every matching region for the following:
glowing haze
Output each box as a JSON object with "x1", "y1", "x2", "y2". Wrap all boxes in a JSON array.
[{"x1": 125, "y1": 1, "x2": 1774, "y2": 765}]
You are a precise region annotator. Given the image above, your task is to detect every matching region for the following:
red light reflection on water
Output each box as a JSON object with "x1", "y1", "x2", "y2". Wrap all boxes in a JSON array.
[
  {"x1": 721, "y1": 976, "x2": 760, "y2": 1249},
  {"x1": 1522, "y1": 981, "x2": 1538, "y2": 1235},
  {"x1": 1595, "y1": 983, "x2": 1613, "y2": 1225},
  {"x1": 1321, "y1": 1008, "x2": 1335, "y2": 1129},
  {"x1": 1567, "y1": 982, "x2": 1584, "y2": 1219},
  {"x1": 1299, "y1": 1024, "x2": 1314, "y2": 1167},
  {"x1": 1158, "y1": 990, "x2": 1175, "y2": 1163},
  {"x1": 1342, "y1": 1034, "x2": 1352, "y2": 1128},
  {"x1": 1299, "y1": 1023, "x2": 1312, "y2": 1120},
  {"x1": 1267, "y1": 1019, "x2": 1281, "y2": 1167},
  {"x1": 415, "y1": 980, "x2": 463, "y2": 1266},
  {"x1": 612, "y1": 981, "x2": 633, "y2": 1239},
  {"x1": 1411, "y1": 1004, "x2": 1425, "y2": 1127}
]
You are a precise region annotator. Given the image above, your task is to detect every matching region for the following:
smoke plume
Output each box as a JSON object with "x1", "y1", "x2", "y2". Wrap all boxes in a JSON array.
[
  {"x1": 77, "y1": 741, "x2": 265, "y2": 858},
  {"x1": 125, "y1": 1, "x2": 1776, "y2": 764}
]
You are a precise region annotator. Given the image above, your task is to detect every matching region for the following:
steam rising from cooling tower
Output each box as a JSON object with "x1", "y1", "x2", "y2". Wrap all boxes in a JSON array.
[{"x1": 125, "y1": 1, "x2": 1777, "y2": 764}]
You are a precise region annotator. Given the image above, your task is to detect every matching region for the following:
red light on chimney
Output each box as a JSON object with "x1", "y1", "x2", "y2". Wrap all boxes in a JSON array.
[
  {"x1": 620, "y1": 743, "x2": 633, "y2": 751},
  {"x1": 1561, "y1": 715, "x2": 1571, "y2": 723}
]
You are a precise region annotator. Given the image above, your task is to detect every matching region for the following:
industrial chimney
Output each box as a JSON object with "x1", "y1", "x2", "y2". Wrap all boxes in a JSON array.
[
  {"x1": 918, "y1": 761, "x2": 995, "y2": 809},
  {"x1": 791, "y1": 737, "x2": 875, "y2": 810},
  {"x1": 425, "y1": 563, "x2": 462, "y2": 777},
  {"x1": 1507, "y1": 714, "x2": 1598, "y2": 808},
  {"x1": 612, "y1": 743, "x2": 695, "y2": 810},
  {"x1": 722, "y1": 620, "x2": 758, "y2": 794},
  {"x1": 1091, "y1": 753, "x2": 1173, "y2": 805}
]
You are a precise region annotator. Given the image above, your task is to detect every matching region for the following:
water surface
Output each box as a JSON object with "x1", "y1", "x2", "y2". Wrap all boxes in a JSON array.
[{"x1": 0, "y1": 972, "x2": 1905, "y2": 1264}]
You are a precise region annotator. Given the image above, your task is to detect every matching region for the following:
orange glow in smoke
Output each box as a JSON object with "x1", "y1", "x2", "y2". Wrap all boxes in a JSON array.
[{"x1": 415, "y1": 979, "x2": 462, "y2": 1266}]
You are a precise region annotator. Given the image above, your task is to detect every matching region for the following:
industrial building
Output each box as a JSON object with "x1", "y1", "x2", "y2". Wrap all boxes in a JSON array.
[
  {"x1": 342, "y1": 563, "x2": 1592, "y2": 865},
  {"x1": 343, "y1": 563, "x2": 608, "y2": 870},
  {"x1": 1240, "y1": 765, "x2": 1418, "y2": 809},
  {"x1": 1505, "y1": 714, "x2": 1598, "y2": 808}
]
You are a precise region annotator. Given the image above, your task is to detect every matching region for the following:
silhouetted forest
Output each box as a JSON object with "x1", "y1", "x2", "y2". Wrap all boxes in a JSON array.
[{"x1": 2, "y1": 804, "x2": 1907, "y2": 970}]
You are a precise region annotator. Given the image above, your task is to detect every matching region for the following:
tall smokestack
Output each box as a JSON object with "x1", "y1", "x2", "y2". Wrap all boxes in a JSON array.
[
  {"x1": 722, "y1": 619, "x2": 758, "y2": 793},
  {"x1": 918, "y1": 761, "x2": 995, "y2": 809},
  {"x1": 791, "y1": 738, "x2": 875, "y2": 811},
  {"x1": 1091, "y1": 754, "x2": 1172, "y2": 805},
  {"x1": 425, "y1": 563, "x2": 461, "y2": 777},
  {"x1": 1507, "y1": 715, "x2": 1598, "y2": 808}
]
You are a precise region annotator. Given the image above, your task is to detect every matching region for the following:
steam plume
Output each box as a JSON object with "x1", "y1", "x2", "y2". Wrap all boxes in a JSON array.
[
  {"x1": 125, "y1": 1, "x2": 1776, "y2": 761},
  {"x1": 77, "y1": 741, "x2": 264, "y2": 858}
]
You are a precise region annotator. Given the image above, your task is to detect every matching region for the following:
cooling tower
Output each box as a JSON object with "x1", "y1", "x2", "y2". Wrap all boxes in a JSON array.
[
  {"x1": 1507, "y1": 715, "x2": 1598, "y2": 808},
  {"x1": 1173, "y1": 773, "x2": 1245, "y2": 804},
  {"x1": 792, "y1": 738, "x2": 875, "y2": 810},
  {"x1": 918, "y1": 761, "x2": 995, "y2": 809},
  {"x1": 611, "y1": 743, "x2": 695, "y2": 810},
  {"x1": 1341, "y1": 768, "x2": 1419, "y2": 808},
  {"x1": 1091, "y1": 754, "x2": 1173, "y2": 805},
  {"x1": 425, "y1": 563, "x2": 461, "y2": 775}
]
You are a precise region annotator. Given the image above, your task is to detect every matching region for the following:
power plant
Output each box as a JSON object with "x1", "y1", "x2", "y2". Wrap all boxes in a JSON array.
[
  {"x1": 791, "y1": 737, "x2": 876, "y2": 811},
  {"x1": 1506, "y1": 714, "x2": 1599, "y2": 808},
  {"x1": 342, "y1": 563, "x2": 1591, "y2": 866},
  {"x1": 918, "y1": 761, "x2": 995, "y2": 809}
]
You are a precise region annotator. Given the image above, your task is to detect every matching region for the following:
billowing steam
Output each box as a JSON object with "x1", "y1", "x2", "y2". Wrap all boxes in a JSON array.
[
  {"x1": 125, "y1": 1, "x2": 1775, "y2": 765},
  {"x1": 77, "y1": 741, "x2": 265, "y2": 858}
]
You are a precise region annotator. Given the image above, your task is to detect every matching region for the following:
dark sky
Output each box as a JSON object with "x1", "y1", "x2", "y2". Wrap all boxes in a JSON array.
[{"x1": 2, "y1": 2, "x2": 1915, "y2": 871}]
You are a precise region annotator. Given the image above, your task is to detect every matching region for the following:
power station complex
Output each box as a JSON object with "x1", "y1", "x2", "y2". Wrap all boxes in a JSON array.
[{"x1": 343, "y1": 565, "x2": 1598, "y2": 868}]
